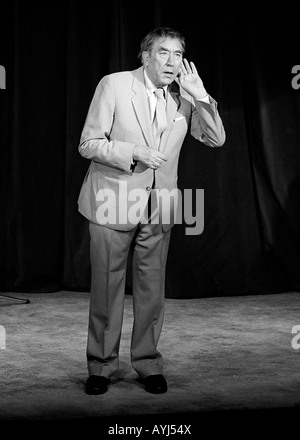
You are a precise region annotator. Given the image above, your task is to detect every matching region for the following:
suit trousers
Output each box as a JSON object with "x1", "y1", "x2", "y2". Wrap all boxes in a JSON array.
[{"x1": 87, "y1": 216, "x2": 171, "y2": 378}]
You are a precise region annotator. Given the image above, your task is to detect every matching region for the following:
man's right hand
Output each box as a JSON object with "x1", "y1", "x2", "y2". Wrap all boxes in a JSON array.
[{"x1": 133, "y1": 145, "x2": 168, "y2": 170}]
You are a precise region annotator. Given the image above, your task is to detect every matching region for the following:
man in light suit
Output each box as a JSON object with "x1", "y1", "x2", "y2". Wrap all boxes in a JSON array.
[{"x1": 78, "y1": 27, "x2": 225, "y2": 395}]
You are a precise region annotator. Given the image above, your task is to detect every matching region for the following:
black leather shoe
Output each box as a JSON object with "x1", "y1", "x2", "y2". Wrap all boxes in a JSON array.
[
  {"x1": 85, "y1": 375, "x2": 111, "y2": 395},
  {"x1": 143, "y1": 374, "x2": 168, "y2": 394}
]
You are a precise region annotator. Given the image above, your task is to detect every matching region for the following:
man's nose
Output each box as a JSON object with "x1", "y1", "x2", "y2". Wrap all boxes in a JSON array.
[{"x1": 166, "y1": 54, "x2": 174, "y2": 66}]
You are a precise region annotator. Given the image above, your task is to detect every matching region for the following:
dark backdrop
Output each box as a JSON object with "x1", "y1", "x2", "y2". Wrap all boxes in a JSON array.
[{"x1": 1, "y1": 0, "x2": 300, "y2": 297}]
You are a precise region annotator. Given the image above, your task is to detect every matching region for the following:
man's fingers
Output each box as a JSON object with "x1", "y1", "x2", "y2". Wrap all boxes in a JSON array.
[
  {"x1": 190, "y1": 61, "x2": 198, "y2": 75},
  {"x1": 152, "y1": 151, "x2": 168, "y2": 161},
  {"x1": 134, "y1": 146, "x2": 168, "y2": 169},
  {"x1": 151, "y1": 154, "x2": 168, "y2": 169},
  {"x1": 182, "y1": 59, "x2": 199, "y2": 76},
  {"x1": 183, "y1": 58, "x2": 192, "y2": 74},
  {"x1": 181, "y1": 61, "x2": 187, "y2": 75},
  {"x1": 157, "y1": 154, "x2": 168, "y2": 162}
]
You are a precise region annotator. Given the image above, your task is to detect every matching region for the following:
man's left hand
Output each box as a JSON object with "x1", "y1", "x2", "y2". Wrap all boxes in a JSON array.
[{"x1": 178, "y1": 59, "x2": 207, "y2": 100}]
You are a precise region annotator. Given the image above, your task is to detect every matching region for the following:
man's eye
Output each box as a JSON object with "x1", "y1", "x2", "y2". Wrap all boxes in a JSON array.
[{"x1": 160, "y1": 52, "x2": 168, "y2": 57}]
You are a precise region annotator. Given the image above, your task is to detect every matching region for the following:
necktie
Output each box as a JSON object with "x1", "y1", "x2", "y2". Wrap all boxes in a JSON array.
[{"x1": 153, "y1": 88, "x2": 167, "y2": 147}]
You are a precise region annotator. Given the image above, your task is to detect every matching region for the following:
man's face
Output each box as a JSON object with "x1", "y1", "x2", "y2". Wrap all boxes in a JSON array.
[{"x1": 143, "y1": 37, "x2": 183, "y2": 87}]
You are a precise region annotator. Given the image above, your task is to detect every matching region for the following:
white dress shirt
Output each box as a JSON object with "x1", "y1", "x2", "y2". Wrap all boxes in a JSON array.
[{"x1": 144, "y1": 70, "x2": 168, "y2": 124}]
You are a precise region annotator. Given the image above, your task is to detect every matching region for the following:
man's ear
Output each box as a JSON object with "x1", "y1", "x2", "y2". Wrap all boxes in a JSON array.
[{"x1": 142, "y1": 51, "x2": 150, "y2": 66}]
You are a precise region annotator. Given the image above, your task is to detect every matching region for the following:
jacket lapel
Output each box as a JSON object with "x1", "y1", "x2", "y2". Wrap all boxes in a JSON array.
[
  {"x1": 131, "y1": 67, "x2": 155, "y2": 147},
  {"x1": 131, "y1": 68, "x2": 181, "y2": 150}
]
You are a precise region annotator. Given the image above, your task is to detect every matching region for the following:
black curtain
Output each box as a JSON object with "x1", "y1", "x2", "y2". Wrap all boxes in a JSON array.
[{"x1": 1, "y1": 0, "x2": 300, "y2": 297}]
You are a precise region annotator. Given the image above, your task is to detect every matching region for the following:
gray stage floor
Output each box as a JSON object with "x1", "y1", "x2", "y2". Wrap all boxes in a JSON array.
[{"x1": 1, "y1": 290, "x2": 300, "y2": 435}]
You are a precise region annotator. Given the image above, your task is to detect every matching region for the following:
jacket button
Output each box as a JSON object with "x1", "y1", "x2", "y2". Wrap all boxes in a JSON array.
[{"x1": 146, "y1": 186, "x2": 151, "y2": 191}]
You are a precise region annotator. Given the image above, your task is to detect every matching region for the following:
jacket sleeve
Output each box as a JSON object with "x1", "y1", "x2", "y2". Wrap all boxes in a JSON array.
[
  {"x1": 78, "y1": 75, "x2": 136, "y2": 172},
  {"x1": 190, "y1": 96, "x2": 226, "y2": 147}
]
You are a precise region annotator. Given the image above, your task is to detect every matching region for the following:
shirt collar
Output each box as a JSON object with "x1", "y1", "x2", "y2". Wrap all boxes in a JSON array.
[{"x1": 143, "y1": 68, "x2": 168, "y2": 97}]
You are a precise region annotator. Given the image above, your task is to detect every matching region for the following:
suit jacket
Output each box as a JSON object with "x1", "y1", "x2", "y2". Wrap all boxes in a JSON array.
[{"x1": 78, "y1": 66, "x2": 225, "y2": 231}]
